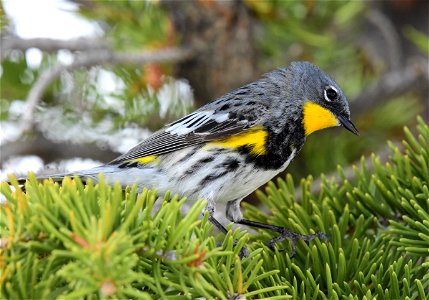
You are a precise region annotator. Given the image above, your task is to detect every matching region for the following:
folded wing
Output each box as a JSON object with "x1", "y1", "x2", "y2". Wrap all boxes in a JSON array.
[{"x1": 108, "y1": 110, "x2": 253, "y2": 165}]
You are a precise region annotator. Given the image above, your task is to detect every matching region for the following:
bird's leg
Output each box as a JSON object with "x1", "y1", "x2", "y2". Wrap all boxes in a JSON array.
[
  {"x1": 204, "y1": 200, "x2": 249, "y2": 258},
  {"x1": 226, "y1": 199, "x2": 328, "y2": 257},
  {"x1": 204, "y1": 200, "x2": 228, "y2": 234}
]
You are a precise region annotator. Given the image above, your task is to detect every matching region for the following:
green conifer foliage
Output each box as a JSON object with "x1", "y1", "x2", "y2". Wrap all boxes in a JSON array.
[{"x1": 1, "y1": 117, "x2": 428, "y2": 299}]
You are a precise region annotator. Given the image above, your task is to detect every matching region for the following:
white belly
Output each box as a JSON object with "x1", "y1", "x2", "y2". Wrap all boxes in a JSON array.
[
  {"x1": 159, "y1": 147, "x2": 297, "y2": 203},
  {"x1": 90, "y1": 147, "x2": 296, "y2": 205}
]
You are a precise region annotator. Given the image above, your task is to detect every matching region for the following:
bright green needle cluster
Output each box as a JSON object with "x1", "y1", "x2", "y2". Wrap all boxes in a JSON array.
[{"x1": 1, "y1": 117, "x2": 428, "y2": 299}]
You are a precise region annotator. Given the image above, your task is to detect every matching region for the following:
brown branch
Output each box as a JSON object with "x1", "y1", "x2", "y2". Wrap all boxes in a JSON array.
[
  {"x1": 21, "y1": 47, "x2": 195, "y2": 132},
  {"x1": 365, "y1": 9, "x2": 403, "y2": 71},
  {"x1": 0, "y1": 133, "x2": 118, "y2": 165},
  {"x1": 0, "y1": 35, "x2": 106, "y2": 61},
  {"x1": 351, "y1": 59, "x2": 429, "y2": 116}
]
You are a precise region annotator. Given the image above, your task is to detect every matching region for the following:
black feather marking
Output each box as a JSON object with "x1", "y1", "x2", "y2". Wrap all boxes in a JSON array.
[
  {"x1": 235, "y1": 89, "x2": 248, "y2": 96},
  {"x1": 178, "y1": 148, "x2": 198, "y2": 163},
  {"x1": 187, "y1": 115, "x2": 207, "y2": 127},
  {"x1": 118, "y1": 161, "x2": 139, "y2": 169},
  {"x1": 219, "y1": 104, "x2": 230, "y2": 111},
  {"x1": 199, "y1": 170, "x2": 228, "y2": 186},
  {"x1": 199, "y1": 156, "x2": 215, "y2": 163},
  {"x1": 168, "y1": 112, "x2": 197, "y2": 126},
  {"x1": 180, "y1": 155, "x2": 216, "y2": 179},
  {"x1": 222, "y1": 158, "x2": 240, "y2": 171}
]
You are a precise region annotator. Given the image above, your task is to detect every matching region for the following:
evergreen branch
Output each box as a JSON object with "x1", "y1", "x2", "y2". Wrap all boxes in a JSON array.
[
  {"x1": 1, "y1": 117, "x2": 428, "y2": 298},
  {"x1": 20, "y1": 47, "x2": 195, "y2": 132},
  {"x1": 301, "y1": 141, "x2": 402, "y2": 199}
]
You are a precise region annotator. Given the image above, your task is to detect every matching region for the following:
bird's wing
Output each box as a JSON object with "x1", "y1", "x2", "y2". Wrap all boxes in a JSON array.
[{"x1": 108, "y1": 110, "x2": 254, "y2": 165}]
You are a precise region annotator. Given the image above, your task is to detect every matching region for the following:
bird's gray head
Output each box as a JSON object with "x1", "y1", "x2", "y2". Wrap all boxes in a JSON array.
[{"x1": 267, "y1": 61, "x2": 358, "y2": 136}]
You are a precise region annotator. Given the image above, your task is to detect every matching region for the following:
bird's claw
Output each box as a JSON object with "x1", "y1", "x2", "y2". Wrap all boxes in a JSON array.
[
  {"x1": 238, "y1": 246, "x2": 250, "y2": 259},
  {"x1": 267, "y1": 228, "x2": 329, "y2": 257}
]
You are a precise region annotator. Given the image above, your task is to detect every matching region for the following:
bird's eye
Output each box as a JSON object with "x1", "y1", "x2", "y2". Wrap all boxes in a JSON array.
[{"x1": 324, "y1": 86, "x2": 338, "y2": 102}]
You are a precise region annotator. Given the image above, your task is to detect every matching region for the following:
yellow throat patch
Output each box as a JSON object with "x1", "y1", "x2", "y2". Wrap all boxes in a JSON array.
[
  {"x1": 209, "y1": 126, "x2": 268, "y2": 156},
  {"x1": 302, "y1": 102, "x2": 338, "y2": 135}
]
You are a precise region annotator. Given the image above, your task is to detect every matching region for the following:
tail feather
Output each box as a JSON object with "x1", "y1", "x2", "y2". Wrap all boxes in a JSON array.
[
  {"x1": 8, "y1": 166, "x2": 112, "y2": 186},
  {"x1": 15, "y1": 173, "x2": 71, "y2": 185},
  {"x1": 7, "y1": 173, "x2": 80, "y2": 189},
  {"x1": 5, "y1": 165, "x2": 158, "y2": 192}
]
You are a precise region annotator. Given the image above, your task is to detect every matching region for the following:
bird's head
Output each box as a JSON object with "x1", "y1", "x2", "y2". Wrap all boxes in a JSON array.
[{"x1": 288, "y1": 61, "x2": 359, "y2": 136}]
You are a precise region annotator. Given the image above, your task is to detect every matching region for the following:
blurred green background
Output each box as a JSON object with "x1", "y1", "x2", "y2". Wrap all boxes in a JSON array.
[{"x1": 1, "y1": 0, "x2": 428, "y2": 184}]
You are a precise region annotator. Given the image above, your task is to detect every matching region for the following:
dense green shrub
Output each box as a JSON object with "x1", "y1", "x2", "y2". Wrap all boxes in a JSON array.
[{"x1": 1, "y1": 117, "x2": 428, "y2": 299}]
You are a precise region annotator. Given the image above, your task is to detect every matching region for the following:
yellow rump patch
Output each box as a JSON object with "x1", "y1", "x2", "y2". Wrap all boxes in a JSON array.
[
  {"x1": 209, "y1": 126, "x2": 268, "y2": 156},
  {"x1": 302, "y1": 102, "x2": 338, "y2": 136},
  {"x1": 131, "y1": 155, "x2": 158, "y2": 165}
]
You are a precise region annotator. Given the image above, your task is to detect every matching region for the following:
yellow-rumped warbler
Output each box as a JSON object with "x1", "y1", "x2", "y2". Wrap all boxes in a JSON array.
[{"x1": 14, "y1": 61, "x2": 358, "y2": 255}]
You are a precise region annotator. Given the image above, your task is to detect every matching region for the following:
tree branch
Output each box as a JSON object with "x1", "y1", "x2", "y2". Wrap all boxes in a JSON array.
[
  {"x1": 0, "y1": 133, "x2": 118, "y2": 165},
  {"x1": 351, "y1": 59, "x2": 429, "y2": 116},
  {"x1": 365, "y1": 9, "x2": 403, "y2": 71},
  {"x1": 21, "y1": 47, "x2": 195, "y2": 132},
  {"x1": 0, "y1": 35, "x2": 106, "y2": 61}
]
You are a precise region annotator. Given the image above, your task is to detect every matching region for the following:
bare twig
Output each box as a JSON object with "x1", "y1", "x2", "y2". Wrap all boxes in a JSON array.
[
  {"x1": 365, "y1": 9, "x2": 403, "y2": 71},
  {"x1": 2, "y1": 33, "x2": 195, "y2": 132},
  {"x1": 0, "y1": 133, "x2": 118, "y2": 165},
  {"x1": 351, "y1": 59, "x2": 429, "y2": 116},
  {"x1": 0, "y1": 35, "x2": 106, "y2": 61},
  {"x1": 21, "y1": 47, "x2": 195, "y2": 132}
]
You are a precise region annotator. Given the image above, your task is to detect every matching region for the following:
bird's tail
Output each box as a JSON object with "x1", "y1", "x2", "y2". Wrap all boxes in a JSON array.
[
  {"x1": 5, "y1": 165, "x2": 158, "y2": 192},
  {"x1": 14, "y1": 173, "x2": 73, "y2": 186},
  {"x1": 6, "y1": 166, "x2": 111, "y2": 187}
]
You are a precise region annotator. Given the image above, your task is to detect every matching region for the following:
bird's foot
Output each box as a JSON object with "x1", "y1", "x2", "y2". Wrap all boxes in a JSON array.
[
  {"x1": 267, "y1": 228, "x2": 329, "y2": 257},
  {"x1": 238, "y1": 245, "x2": 250, "y2": 259}
]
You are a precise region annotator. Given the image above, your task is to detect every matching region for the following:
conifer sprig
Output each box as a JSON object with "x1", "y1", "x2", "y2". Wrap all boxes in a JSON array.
[{"x1": 1, "y1": 117, "x2": 428, "y2": 299}]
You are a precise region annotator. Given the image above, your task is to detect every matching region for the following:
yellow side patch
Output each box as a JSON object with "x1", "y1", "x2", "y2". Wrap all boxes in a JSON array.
[
  {"x1": 131, "y1": 155, "x2": 158, "y2": 165},
  {"x1": 302, "y1": 102, "x2": 338, "y2": 136},
  {"x1": 209, "y1": 126, "x2": 268, "y2": 156}
]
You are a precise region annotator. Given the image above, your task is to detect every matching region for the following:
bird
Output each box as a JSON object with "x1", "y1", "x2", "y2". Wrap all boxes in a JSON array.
[{"x1": 11, "y1": 61, "x2": 358, "y2": 256}]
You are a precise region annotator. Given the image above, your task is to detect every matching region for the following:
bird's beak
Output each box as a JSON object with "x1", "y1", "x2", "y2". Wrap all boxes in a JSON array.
[{"x1": 337, "y1": 114, "x2": 359, "y2": 135}]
